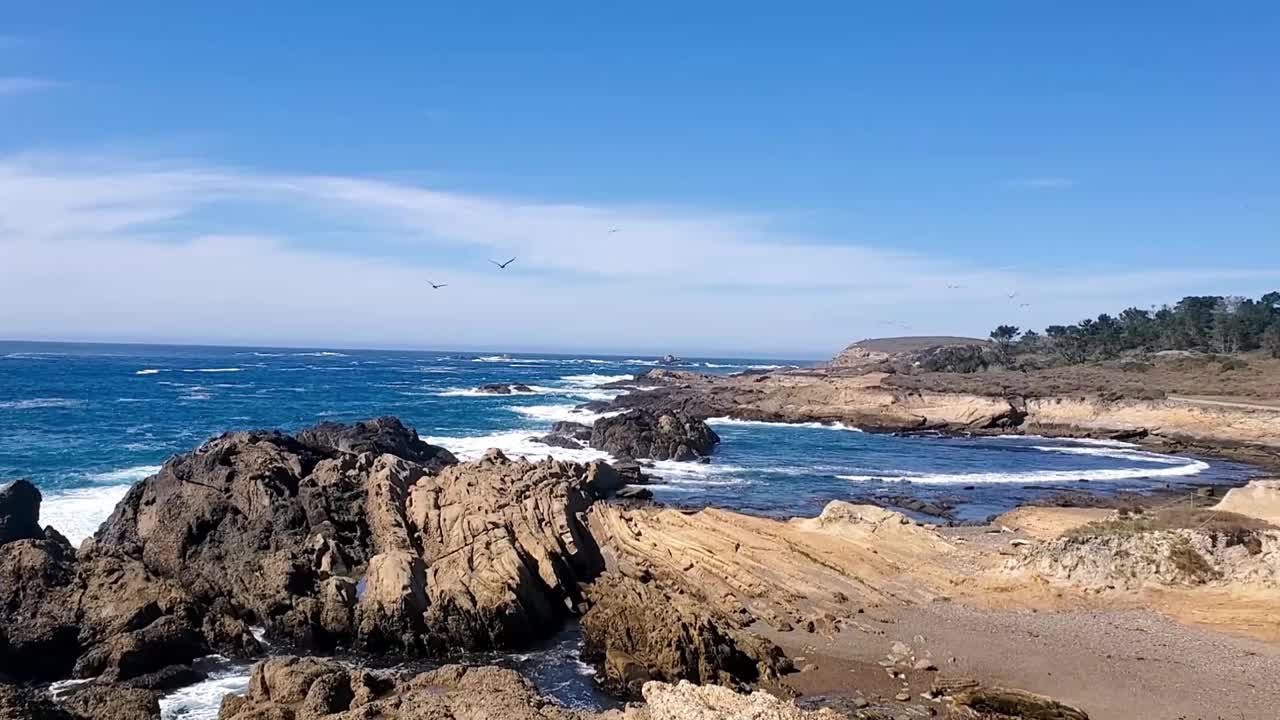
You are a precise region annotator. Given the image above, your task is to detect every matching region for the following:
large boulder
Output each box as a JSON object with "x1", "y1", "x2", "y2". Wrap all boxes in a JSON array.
[
  {"x1": 1214, "y1": 479, "x2": 1280, "y2": 526},
  {"x1": 0, "y1": 479, "x2": 42, "y2": 545},
  {"x1": 590, "y1": 411, "x2": 720, "y2": 461},
  {"x1": 581, "y1": 573, "x2": 786, "y2": 698}
]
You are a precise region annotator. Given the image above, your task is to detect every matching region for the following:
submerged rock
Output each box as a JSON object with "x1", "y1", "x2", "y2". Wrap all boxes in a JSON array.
[{"x1": 590, "y1": 411, "x2": 719, "y2": 461}]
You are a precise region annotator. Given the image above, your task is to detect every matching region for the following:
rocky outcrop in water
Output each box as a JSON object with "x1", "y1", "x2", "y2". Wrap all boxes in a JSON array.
[
  {"x1": 476, "y1": 383, "x2": 536, "y2": 395},
  {"x1": 590, "y1": 410, "x2": 719, "y2": 461},
  {"x1": 0, "y1": 479, "x2": 43, "y2": 544}
]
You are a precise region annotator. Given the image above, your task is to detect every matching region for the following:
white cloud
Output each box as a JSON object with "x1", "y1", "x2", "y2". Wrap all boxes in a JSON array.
[
  {"x1": 0, "y1": 153, "x2": 1275, "y2": 356},
  {"x1": 0, "y1": 76, "x2": 61, "y2": 97}
]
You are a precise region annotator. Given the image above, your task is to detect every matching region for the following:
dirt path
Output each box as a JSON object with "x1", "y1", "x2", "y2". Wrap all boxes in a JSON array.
[{"x1": 1166, "y1": 394, "x2": 1280, "y2": 411}]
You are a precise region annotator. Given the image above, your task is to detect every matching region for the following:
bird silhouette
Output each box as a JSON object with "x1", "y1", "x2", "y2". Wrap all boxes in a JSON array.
[
  {"x1": 1019, "y1": 303, "x2": 1032, "y2": 309},
  {"x1": 946, "y1": 284, "x2": 966, "y2": 289},
  {"x1": 1007, "y1": 292, "x2": 1018, "y2": 299},
  {"x1": 490, "y1": 257, "x2": 517, "y2": 269},
  {"x1": 608, "y1": 227, "x2": 620, "y2": 233},
  {"x1": 427, "y1": 280, "x2": 448, "y2": 289}
]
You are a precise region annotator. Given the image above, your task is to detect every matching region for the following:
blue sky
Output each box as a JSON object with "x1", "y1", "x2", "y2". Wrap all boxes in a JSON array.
[{"x1": 1, "y1": 3, "x2": 1277, "y2": 357}]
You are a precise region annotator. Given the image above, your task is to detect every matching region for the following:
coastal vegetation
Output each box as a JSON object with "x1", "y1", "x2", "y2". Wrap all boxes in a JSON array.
[{"x1": 991, "y1": 292, "x2": 1280, "y2": 364}]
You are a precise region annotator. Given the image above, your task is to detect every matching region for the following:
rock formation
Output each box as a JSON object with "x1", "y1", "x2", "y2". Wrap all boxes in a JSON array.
[
  {"x1": 590, "y1": 410, "x2": 719, "y2": 461},
  {"x1": 0, "y1": 479, "x2": 42, "y2": 544},
  {"x1": 476, "y1": 383, "x2": 536, "y2": 395}
]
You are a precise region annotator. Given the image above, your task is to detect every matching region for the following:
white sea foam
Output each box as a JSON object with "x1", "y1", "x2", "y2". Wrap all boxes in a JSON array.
[
  {"x1": 88, "y1": 464, "x2": 161, "y2": 484},
  {"x1": 838, "y1": 459, "x2": 1210, "y2": 485},
  {"x1": 560, "y1": 373, "x2": 632, "y2": 387},
  {"x1": 292, "y1": 351, "x2": 348, "y2": 357},
  {"x1": 472, "y1": 355, "x2": 514, "y2": 362},
  {"x1": 707, "y1": 417, "x2": 863, "y2": 431},
  {"x1": 41, "y1": 484, "x2": 132, "y2": 544},
  {"x1": 0, "y1": 398, "x2": 85, "y2": 410},
  {"x1": 648, "y1": 459, "x2": 749, "y2": 487},
  {"x1": 425, "y1": 430, "x2": 610, "y2": 464},
  {"x1": 508, "y1": 404, "x2": 618, "y2": 424},
  {"x1": 437, "y1": 385, "x2": 544, "y2": 397},
  {"x1": 1030, "y1": 445, "x2": 1186, "y2": 464},
  {"x1": 159, "y1": 663, "x2": 251, "y2": 720},
  {"x1": 135, "y1": 368, "x2": 164, "y2": 375},
  {"x1": 181, "y1": 368, "x2": 242, "y2": 373}
]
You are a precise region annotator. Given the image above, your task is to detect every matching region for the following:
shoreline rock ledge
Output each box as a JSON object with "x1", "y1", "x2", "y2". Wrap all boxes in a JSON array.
[{"x1": 589, "y1": 410, "x2": 720, "y2": 462}]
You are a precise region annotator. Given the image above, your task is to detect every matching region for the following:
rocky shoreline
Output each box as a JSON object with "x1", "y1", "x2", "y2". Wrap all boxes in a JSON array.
[{"x1": 4, "y1": 351, "x2": 1279, "y2": 719}]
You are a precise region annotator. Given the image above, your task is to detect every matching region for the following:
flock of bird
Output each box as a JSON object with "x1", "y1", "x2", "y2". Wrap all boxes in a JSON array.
[
  {"x1": 880, "y1": 284, "x2": 1031, "y2": 332},
  {"x1": 426, "y1": 256, "x2": 518, "y2": 290}
]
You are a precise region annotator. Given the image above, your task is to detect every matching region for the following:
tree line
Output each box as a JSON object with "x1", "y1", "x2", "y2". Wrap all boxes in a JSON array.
[{"x1": 990, "y1": 292, "x2": 1280, "y2": 363}]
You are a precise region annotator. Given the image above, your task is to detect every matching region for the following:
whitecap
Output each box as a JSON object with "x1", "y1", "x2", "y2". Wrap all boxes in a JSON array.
[
  {"x1": 837, "y1": 459, "x2": 1210, "y2": 485},
  {"x1": 88, "y1": 465, "x2": 161, "y2": 484},
  {"x1": 707, "y1": 417, "x2": 863, "y2": 432},
  {"x1": 181, "y1": 368, "x2": 242, "y2": 373},
  {"x1": 292, "y1": 351, "x2": 348, "y2": 357},
  {"x1": 508, "y1": 404, "x2": 619, "y2": 424},
  {"x1": 560, "y1": 373, "x2": 632, "y2": 388},
  {"x1": 135, "y1": 368, "x2": 164, "y2": 375},
  {"x1": 40, "y1": 484, "x2": 133, "y2": 544},
  {"x1": 159, "y1": 662, "x2": 252, "y2": 720},
  {"x1": 0, "y1": 398, "x2": 85, "y2": 410},
  {"x1": 472, "y1": 355, "x2": 514, "y2": 363},
  {"x1": 425, "y1": 430, "x2": 611, "y2": 464},
  {"x1": 1030, "y1": 445, "x2": 1186, "y2": 465}
]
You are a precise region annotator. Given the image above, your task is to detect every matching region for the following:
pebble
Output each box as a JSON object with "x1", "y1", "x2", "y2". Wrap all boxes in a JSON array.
[
  {"x1": 895, "y1": 692, "x2": 912, "y2": 701},
  {"x1": 1009, "y1": 538, "x2": 1030, "y2": 547}
]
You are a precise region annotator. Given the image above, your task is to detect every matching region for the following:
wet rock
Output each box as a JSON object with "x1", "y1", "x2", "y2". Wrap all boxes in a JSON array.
[
  {"x1": 590, "y1": 411, "x2": 720, "y2": 462},
  {"x1": 218, "y1": 656, "x2": 591, "y2": 720},
  {"x1": 59, "y1": 685, "x2": 161, "y2": 720},
  {"x1": 295, "y1": 416, "x2": 457, "y2": 470},
  {"x1": 0, "y1": 479, "x2": 43, "y2": 545},
  {"x1": 616, "y1": 486, "x2": 654, "y2": 501}
]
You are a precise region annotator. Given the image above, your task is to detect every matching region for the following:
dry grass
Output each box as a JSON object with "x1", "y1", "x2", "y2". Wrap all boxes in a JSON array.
[
  {"x1": 884, "y1": 351, "x2": 1280, "y2": 400},
  {"x1": 1065, "y1": 508, "x2": 1277, "y2": 540}
]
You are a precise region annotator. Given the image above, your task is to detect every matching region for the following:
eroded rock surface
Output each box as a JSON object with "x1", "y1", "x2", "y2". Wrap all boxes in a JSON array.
[
  {"x1": 590, "y1": 410, "x2": 719, "y2": 461},
  {"x1": 0, "y1": 479, "x2": 42, "y2": 544}
]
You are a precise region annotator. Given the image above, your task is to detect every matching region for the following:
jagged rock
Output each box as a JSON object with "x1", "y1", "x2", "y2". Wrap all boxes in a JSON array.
[
  {"x1": 59, "y1": 685, "x2": 161, "y2": 720},
  {"x1": 639, "y1": 680, "x2": 842, "y2": 719},
  {"x1": 475, "y1": 383, "x2": 535, "y2": 395},
  {"x1": 0, "y1": 479, "x2": 42, "y2": 545},
  {"x1": 295, "y1": 416, "x2": 458, "y2": 470},
  {"x1": 536, "y1": 433, "x2": 586, "y2": 449},
  {"x1": 553, "y1": 421, "x2": 594, "y2": 441},
  {"x1": 581, "y1": 573, "x2": 786, "y2": 698},
  {"x1": 217, "y1": 656, "x2": 602, "y2": 720},
  {"x1": 616, "y1": 486, "x2": 653, "y2": 501},
  {"x1": 590, "y1": 411, "x2": 720, "y2": 461},
  {"x1": 0, "y1": 683, "x2": 76, "y2": 720}
]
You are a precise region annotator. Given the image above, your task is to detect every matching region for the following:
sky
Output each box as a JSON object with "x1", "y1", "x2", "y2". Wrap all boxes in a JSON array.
[{"x1": 1, "y1": 3, "x2": 1277, "y2": 358}]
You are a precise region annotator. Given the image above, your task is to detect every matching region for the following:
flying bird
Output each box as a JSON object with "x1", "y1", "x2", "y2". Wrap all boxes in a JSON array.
[
  {"x1": 946, "y1": 284, "x2": 966, "y2": 289},
  {"x1": 1019, "y1": 303, "x2": 1032, "y2": 309},
  {"x1": 427, "y1": 280, "x2": 448, "y2": 289},
  {"x1": 490, "y1": 257, "x2": 517, "y2": 269},
  {"x1": 608, "y1": 227, "x2": 620, "y2": 233},
  {"x1": 1007, "y1": 292, "x2": 1018, "y2": 299}
]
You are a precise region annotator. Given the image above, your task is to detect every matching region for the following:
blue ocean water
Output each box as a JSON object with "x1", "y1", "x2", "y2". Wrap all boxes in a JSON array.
[
  {"x1": 2, "y1": 340, "x2": 1265, "y2": 718},
  {"x1": 1, "y1": 340, "x2": 1262, "y2": 544}
]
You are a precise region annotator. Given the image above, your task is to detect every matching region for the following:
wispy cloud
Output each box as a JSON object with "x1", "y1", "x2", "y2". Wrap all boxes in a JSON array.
[
  {"x1": 1006, "y1": 177, "x2": 1075, "y2": 190},
  {"x1": 0, "y1": 76, "x2": 63, "y2": 98},
  {"x1": 0, "y1": 153, "x2": 1273, "y2": 354}
]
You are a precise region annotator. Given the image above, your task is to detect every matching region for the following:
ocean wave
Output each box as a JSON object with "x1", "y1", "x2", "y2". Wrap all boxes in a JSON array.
[
  {"x1": 135, "y1": 368, "x2": 165, "y2": 375},
  {"x1": 425, "y1": 430, "x2": 610, "y2": 464},
  {"x1": 0, "y1": 398, "x2": 86, "y2": 410},
  {"x1": 159, "y1": 660, "x2": 251, "y2": 720},
  {"x1": 1030, "y1": 445, "x2": 1186, "y2": 465},
  {"x1": 707, "y1": 417, "x2": 863, "y2": 432},
  {"x1": 622, "y1": 359, "x2": 660, "y2": 366},
  {"x1": 437, "y1": 386, "x2": 543, "y2": 398},
  {"x1": 180, "y1": 368, "x2": 242, "y2": 373},
  {"x1": 40, "y1": 484, "x2": 133, "y2": 544},
  {"x1": 87, "y1": 464, "x2": 161, "y2": 484},
  {"x1": 472, "y1": 355, "x2": 514, "y2": 363},
  {"x1": 838, "y1": 459, "x2": 1210, "y2": 485},
  {"x1": 292, "y1": 351, "x2": 348, "y2": 357},
  {"x1": 179, "y1": 392, "x2": 212, "y2": 401},
  {"x1": 560, "y1": 373, "x2": 633, "y2": 388},
  {"x1": 508, "y1": 404, "x2": 619, "y2": 424}
]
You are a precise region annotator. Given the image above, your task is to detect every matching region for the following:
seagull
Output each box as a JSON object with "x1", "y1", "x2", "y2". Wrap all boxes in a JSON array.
[
  {"x1": 1019, "y1": 303, "x2": 1032, "y2": 309},
  {"x1": 489, "y1": 257, "x2": 517, "y2": 269},
  {"x1": 427, "y1": 280, "x2": 448, "y2": 290},
  {"x1": 608, "y1": 227, "x2": 620, "y2": 234},
  {"x1": 1007, "y1": 292, "x2": 1018, "y2": 299},
  {"x1": 946, "y1": 284, "x2": 966, "y2": 289}
]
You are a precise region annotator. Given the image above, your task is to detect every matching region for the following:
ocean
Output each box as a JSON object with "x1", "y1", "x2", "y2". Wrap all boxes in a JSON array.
[{"x1": 2, "y1": 340, "x2": 1264, "y2": 718}]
